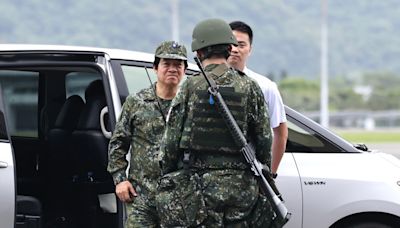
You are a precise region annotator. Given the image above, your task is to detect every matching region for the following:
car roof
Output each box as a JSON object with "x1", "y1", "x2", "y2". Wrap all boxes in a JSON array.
[
  {"x1": 0, "y1": 44, "x2": 199, "y2": 70},
  {"x1": 0, "y1": 43, "x2": 154, "y2": 62}
]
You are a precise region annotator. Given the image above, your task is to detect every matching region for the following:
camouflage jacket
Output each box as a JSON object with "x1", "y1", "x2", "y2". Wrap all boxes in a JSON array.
[
  {"x1": 107, "y1": 83, "x2": 171, "y2": 195},
  {"x1": 159, "y1": 63, "x2": 272, "y2": 174}
]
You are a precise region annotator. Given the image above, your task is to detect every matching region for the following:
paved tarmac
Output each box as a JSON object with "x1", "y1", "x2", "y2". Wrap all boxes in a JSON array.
[{"x1": 368, "y1": 143, "x2": 400, "y2": 159}]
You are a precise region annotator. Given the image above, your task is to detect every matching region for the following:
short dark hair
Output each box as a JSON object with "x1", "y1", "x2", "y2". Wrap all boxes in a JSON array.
[
  {"x1": 153, "y1": 57, "x2": 161, "y2": 69},
  {"x1": 199, "y1": 44, "x2": 231, "y2": 61},
  {"x1": 229, "y1": 21, "x2": 253, "y2": 45}
]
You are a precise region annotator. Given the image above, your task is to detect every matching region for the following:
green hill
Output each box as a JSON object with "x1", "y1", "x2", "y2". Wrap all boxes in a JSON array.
[{"x1": 1, "y1": 0, "x2": 399, "y2": 79}]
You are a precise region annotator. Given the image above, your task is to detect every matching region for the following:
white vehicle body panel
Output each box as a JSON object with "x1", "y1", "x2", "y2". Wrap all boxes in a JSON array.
[
  {"x1": 275, "y1": 153, "x2": 303, "y2": 228},
  {"x1": 281, "y1": 152, "x2": 400, "y2": 228},
  {"x1": 0, "y1": 142, "x2": 15, "y2": 228},
  {"x1": 103, "y1": 54, "x2": 122, "y2": 118}
]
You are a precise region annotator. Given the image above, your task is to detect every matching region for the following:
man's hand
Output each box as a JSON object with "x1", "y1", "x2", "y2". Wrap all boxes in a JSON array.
[{"x1": 115, "y1": 180, "x2": 137, "y2": 202}]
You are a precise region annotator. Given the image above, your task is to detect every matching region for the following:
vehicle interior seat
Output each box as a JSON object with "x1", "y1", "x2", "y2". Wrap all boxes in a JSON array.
[
  {"x1": 43, "y1": 94, "x2": 85, "y2": 227},
  {"x1": 46, "y1": 95, "x2": 85, "y2": 179},
  {"x1": 69, "y1": 79, "x2": 115, "y2": 228},
  {"x1": 16, "y1": 195, "x2": 42, "y2": 228},
  {"x1": 71, "y1": 79, "x2": 110, "y2": 180},
  {"x1": 16, "y1": 95, "x2": 65, "y2": 200}
]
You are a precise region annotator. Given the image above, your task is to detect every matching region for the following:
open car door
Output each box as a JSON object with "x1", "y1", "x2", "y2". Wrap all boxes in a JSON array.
[
  {"x1": 0, "y1": 50, "x2": 121, "y2": 228},
  {"x1": 0, "y1": 86, "x2": 16, "y2": 227}
]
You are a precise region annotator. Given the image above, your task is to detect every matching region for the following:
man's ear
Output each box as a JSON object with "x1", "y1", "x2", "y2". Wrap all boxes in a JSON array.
[
  {"x1": 227, "y1": 45, "x2": 232, "y2": 55},
  {"x1": 153, "y1": 60, "x2": 159, "y2": 70},
  {"x1": 196, "y1": 50, "x2": 204, "y2": 60}
]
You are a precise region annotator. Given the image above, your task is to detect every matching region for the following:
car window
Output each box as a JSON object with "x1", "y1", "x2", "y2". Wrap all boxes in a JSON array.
[
  {"x1": 121, "y1": 65, "x2": 158, "y2": 94},
  {"x1": 0, "y1": 70, "x2": 39, "y2": 137},
  {"x1": 66, "y1": 72, "x2": 101, "y2": 101},
  {"x1": 286, "y1": 117, "x2": 339, "y2": 152}
]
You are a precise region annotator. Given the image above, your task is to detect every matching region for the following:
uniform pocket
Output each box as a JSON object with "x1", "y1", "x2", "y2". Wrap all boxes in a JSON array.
[
  {"x1": 133, "y1": 111, "x2": 163, "y2": 143},
  {"x1": 155, "y1": 170, "x2": 207, "y2": 227}
]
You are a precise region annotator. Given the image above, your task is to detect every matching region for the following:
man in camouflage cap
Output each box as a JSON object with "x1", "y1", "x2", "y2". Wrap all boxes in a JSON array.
[
  {"x1": 157, "y1": 19, "x2": 274, "y2": 227},
  {"x1": 107, "y1": 40, "x2": 187, "y2": 227}
]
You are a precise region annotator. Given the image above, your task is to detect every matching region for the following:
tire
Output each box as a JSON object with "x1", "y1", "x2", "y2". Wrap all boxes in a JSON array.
[{"x1": 346, "y1": 221, "x2": 394, "y2": 228}]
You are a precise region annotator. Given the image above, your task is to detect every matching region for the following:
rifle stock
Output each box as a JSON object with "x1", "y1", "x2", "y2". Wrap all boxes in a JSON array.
[{"x1": 194, "y1": 57, "x2": 290, "y2": 227}]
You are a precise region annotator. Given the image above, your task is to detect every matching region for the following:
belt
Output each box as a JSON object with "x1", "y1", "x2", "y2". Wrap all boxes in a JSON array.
[{"x1": 190, "y1": 150, "x2": 248, "y2": 170}]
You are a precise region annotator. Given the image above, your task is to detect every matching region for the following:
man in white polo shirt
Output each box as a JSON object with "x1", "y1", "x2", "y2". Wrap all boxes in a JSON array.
[{"x1": 228, "y1": 21, "x2": 288, "y2": 177}]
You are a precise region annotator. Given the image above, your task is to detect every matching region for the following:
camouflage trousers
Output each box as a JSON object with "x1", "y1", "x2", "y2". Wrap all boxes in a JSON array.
[
  {"x1": 156, "y1": 169, "x2": 274, "y2": 227},
  {"x1": 125, "y1": 192, "x2": 160, "y2": 228},
  {"x1": 200, "y1": 169, "x2": 274, "y2": 227}
]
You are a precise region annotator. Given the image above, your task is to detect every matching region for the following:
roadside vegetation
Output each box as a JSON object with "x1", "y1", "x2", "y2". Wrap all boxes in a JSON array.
[
  {"x1": 279, "y1": 72, "x2": 400, "y2": 113},
  {"x1": 334, "y1": 129, "x2": 400, "y2": 143}
]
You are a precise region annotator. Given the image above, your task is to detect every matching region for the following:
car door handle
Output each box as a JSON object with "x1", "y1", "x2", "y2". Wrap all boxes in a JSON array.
[
  {"x1": 0, "y1": 161, "x2": 8, "y2": 168},
  {"x1": 100, "y1": 106, "x2": 112, "y2": 139}
]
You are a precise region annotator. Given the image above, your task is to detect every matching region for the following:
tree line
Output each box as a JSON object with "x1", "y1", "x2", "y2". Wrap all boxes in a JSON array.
[
  {"x1": 279, "y1": 72, "x2": 400, "y2": 112},
  {"x1": 1, "y1": 0, "x2": 400, "y2": 80}
]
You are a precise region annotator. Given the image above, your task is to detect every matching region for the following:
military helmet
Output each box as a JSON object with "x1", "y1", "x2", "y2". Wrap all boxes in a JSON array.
[
  {"x1": 155, "y1": 41, "x2": 187, "y2": 61},
  {"x1": 191, "y1": 18, "x2": 238, "y2": 52}
]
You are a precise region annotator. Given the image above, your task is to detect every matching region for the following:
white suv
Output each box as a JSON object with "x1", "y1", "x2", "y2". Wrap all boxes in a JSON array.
[{"x1": 0, "y1": 44, "x2": 399, "y2": 228}]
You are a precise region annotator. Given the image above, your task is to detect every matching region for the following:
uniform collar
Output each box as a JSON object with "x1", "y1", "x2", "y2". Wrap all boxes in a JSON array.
[{"x1": 204, "y1": 63, "x2": 230, "y2": 77}]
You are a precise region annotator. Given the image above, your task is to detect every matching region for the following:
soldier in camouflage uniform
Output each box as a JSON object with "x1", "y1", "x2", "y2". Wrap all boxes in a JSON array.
[
  {"x1": 107, "y1": 40, "x2": 188, "y2": 227},
  {"x1": 157, "y1": 19, "x2": 274, "y2": 227}
]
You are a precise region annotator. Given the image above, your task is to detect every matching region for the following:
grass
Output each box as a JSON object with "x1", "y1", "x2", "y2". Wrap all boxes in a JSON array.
[{"x1": 333, "y1": 129, "x2": 400, "y2": 143}]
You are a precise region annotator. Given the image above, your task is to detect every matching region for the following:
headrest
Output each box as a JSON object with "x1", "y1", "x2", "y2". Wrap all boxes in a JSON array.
[
  {"x1": 54, "y1": 95, "x2": 85, "y2": 130},
  {"x1": 77, "y1": 79, "x2": 106, "y2": 130},
  {"x1": 85, "y1": 80, "x2": 104, "y2": 101},
  {"x1": 16, "y1": 195, "x2": 42, "y2": 216}
]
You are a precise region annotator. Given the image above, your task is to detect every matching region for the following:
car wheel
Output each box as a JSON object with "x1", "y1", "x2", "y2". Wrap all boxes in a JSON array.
[{"x1": 345, "y1": 221, "x2": 394, "y2": 228}]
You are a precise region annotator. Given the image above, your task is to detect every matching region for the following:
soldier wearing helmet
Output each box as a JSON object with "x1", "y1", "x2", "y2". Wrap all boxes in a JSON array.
[
  {"x1": 107, "y1": 40, "x2": 187, "y2": 227},
  {"x1": 157, "y1": 19, "x2": 274, "y2": 227}
]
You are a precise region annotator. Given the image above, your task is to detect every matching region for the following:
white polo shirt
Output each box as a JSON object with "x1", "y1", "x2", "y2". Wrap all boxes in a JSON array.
[{"x1": 244, "y1": 67, "x2": 287, "y2": 128}]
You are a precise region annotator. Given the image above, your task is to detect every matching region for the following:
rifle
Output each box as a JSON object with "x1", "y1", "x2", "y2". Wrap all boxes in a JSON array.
[{"x1": 194, "y1": 57, "x2": 290, "y2": 227}]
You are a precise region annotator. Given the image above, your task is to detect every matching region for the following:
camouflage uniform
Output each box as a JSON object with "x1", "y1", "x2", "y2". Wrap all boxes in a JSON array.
[
  {"x1": 107, "y1": 41, "x2": 187, "y2": 227},
  {"x1": 107, "y1": 84, "x2": 170, "y2": 227},
  {"x1": 158, "y1": 63, "x2": 274, "y2": 227}
]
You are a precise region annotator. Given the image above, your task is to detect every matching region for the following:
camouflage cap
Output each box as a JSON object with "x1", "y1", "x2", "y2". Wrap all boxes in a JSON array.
[{"x1": 155, "y1": 41, "x2": 187, "y2": 61}]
